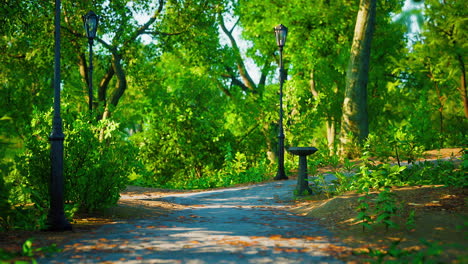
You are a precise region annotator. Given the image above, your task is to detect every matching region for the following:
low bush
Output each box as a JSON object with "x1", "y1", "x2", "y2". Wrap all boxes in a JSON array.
[{"x1": 1, "y1": 109, "x2": 139, "y2": 230}]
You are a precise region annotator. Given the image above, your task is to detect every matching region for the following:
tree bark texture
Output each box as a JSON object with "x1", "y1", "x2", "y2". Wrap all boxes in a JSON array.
[
  {"x1": 457, "y1": 54, "x2": 468, "y2": 118},
  {"x1": 339, "y1": 0, "x2": 376, "y2": 157}
]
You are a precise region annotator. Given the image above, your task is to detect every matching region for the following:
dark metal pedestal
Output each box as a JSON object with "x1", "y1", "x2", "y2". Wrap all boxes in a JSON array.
[{"x1": 288, "y1": 147, "x2": 318, "y2": 195}]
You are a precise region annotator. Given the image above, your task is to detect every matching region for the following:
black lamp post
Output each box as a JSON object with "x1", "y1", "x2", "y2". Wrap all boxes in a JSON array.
[
  {"x1": 274, "y1": 24, "x2": 288, "y2": 180},
  {"x1": 47, "y1": 0, "x2": 72, "y2": 231},
  {"x1": 82, "y1": 11, "x2": 99, "y2": 112}
]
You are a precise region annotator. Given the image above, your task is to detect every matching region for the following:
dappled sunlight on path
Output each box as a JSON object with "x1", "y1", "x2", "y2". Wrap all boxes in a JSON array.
[{"x1": 42, "y1": 180, "x2": 345, "y2": 263}]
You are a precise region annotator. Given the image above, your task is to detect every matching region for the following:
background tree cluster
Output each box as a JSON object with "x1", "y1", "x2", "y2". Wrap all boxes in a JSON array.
[{"x1": 0, "y1": 0, "x2": 466, "y2": 229}]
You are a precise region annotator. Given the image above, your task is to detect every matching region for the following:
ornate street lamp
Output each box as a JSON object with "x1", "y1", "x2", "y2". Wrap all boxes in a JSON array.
[
  {"x1": 47, "y1": 0, "x2": 72, "y2": 231},
  {"x1": 82, "y1": 11, "x2": 99, "y2": 112},
  {"x1": 274, "y1": 24, "x2": 288, "y2": 180}
]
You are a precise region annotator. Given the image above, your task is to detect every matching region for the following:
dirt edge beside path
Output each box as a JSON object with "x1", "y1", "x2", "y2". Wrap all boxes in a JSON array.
[{"x1": 291, "y1": 186, "x2": 467, "y2": 263}]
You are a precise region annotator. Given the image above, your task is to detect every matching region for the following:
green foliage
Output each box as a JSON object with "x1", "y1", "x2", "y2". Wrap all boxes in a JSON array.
[
  {"x1": 2, "y1": 109, "x2": 138, "y2": 230},
  {"x1": 0, "y1": 172, "x2": 12, "y2": 230},
  {"x1": 374, "y1": 187, "x2": 399, "y2": 231},
  {"x1": 356, "y1": 239, "x2": 443, "y2": 264},
  {"x1": 405, "y1": 210, "x2": 416, "y2": 231},
  {"x1": 0, "y1": 238, "x2": 60, "y2": 262},
  {"x1": 347, "y1": 162, "x2": 407, "y2": 192},
  {"x1": 364, "y1": 124, "x2": 426, "y2": 165},
  {"x1": 133, "y1": 144, "x2": 271, "y2": 190},
  {"x1": 355, "y1": 187, "x2": 400, "y2": 232},
  {"x1": 126, "y1": 49, "x2": 278, "y2": 190},
  {"x1": 62, "y1": 116, "x2": 136, "y2": 213},
  {"x1": 356, "y1": 188, "x2": 374, "y2": 232},
  {"x1": 0, "y1": 0, "x2": 466, "y2": 234},
  {"x1": 399, "y1": 157, "x2": 467, "y2": 187},
  {"x1": 309, "y1": 174, "x2": 333, "y2": 199},
  {"x1": 323, "y1": 150, "x2": 466, "y2": 199}
]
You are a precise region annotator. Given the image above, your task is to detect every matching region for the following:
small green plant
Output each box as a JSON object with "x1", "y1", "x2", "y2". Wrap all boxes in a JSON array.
[
  {"x1": 391, "y1": 128, "x2": 425, "y2": 166},
  {"x1": 412, "y1": 239, "x2": 444, "y2": 263},
  {"x1": 405, "y1": 209, "x2": 416, "y2": 231},
  {"x1": 308, "y1": 172, "x2": 336, "y2": 198},
  {"x1": 355, "y1": 187, "x2": 401, "y2": 232},
  {"x1": 342, "y1": 158, "x2": 358, "y2": 173},
  {"x1": 360, "y1": 240, "x2": 410, "y2": 263},
  {"x1": 330, "y1": 171, "x2": 354, "y2": 195},
  {"x1": 293, "y1": 189, "x2": 312, "y2": 197},
  {"x1": 374, "y1": 187, "x2": 399, "y2": 231},
  {"x1": 344, "y1": 161, "x2": 407, "y2": 192},
  {"x1": 356, "y1": 188, "x2": 373, "y2": 232},
  {"x1": 0, "y1": 238, "x2": 61, "y2": 262},
  {"x1": 356, "y1": 239, "x2": 443, "y2": 263}
]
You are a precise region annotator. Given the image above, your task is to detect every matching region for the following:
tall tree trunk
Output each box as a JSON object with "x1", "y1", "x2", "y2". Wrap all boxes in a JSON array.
[
  {"x1": 326, "y1": 118, "x2": 336, "y2": 155},
  {"x1": 457, "y1": 54, "x2": 468, "y2": 118},
  {"x1": 309, "y1": 70, "x2": 336, "y2": 155},
  {"x1": 435, "y1": 82, "x2": 445, "y2": 148},
  {"x1": 339, "y1": 0, "x2": 376, "y2": 158}
]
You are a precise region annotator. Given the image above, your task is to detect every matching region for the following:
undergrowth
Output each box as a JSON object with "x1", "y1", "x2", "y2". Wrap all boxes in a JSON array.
[
  {"x1": 307, "y1": 149, "x2": 466, "y2": 263},
  {"x1": 0, "y1": 238, "x2": 61, "y2": 263}
]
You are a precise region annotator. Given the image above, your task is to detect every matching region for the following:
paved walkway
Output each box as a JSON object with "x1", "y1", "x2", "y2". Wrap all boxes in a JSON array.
[{"x1": 41, "y1": 180, "x2": 344, "y2": 263}]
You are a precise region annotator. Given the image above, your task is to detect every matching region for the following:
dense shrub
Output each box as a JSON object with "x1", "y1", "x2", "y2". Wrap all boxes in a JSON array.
[
  {"x1": 325, "y1": 152, "x2": 467, "y2": 197},
  {"x1": 132, "y1": 143, "x2": 272, "y2": 190},
  {"x1": 2, "y1": 109, "x2": 139, "y2": 230},
  {"x1": 0, "y1": 168, "x2": 12, "y2": 230}
]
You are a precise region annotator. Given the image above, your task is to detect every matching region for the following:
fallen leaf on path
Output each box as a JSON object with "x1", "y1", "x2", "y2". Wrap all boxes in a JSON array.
[
  {"x1": 66, "y1": 243, "x2": 84, "y2": 248},
  {"x1": 269, "y1": 235, "x2": 282, "y2": 240},
  {"x1": 303, "y1": 236, "x2": 326, "y2": 241},
  {"x1": 145, "y1": 247, "x2": 158, "y2": 251},
  {"x1": 322, "y1": 244, "x2": 354, "y2": 258},
  {"x1": 219, "y1": 240, "x2": 258, "y2": 247}
]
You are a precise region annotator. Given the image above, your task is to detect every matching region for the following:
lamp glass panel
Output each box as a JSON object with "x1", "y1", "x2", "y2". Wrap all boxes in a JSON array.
[
  {"x1": 274, "y1": 24, "x2": 288, "y2": 47},
  {"x1": 84, "y1": 12, "x2": 98, "y2": 39}
]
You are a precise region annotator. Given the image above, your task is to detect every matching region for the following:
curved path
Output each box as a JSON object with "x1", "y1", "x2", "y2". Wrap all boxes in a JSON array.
[{"x1": 42, "y1": 180, "x2": 344, "y2": 263}]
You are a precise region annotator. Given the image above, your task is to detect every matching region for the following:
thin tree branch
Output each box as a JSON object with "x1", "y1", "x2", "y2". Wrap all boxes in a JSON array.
[
  {"x1": 218, "y1": 13, "x2": 256, "y2": 92},
  {"x1": 125, "y1": 0, "x2": 165, "y2": 45},
  {"x1": 98, "y1": 65, "x2": 115, "y2": 103},
  {"x1": 142, "y1": 29, "x2": 188, "y2": 36},
  {"x1": 258, "y1": 60, "x2": 271, "y2": 90}
]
